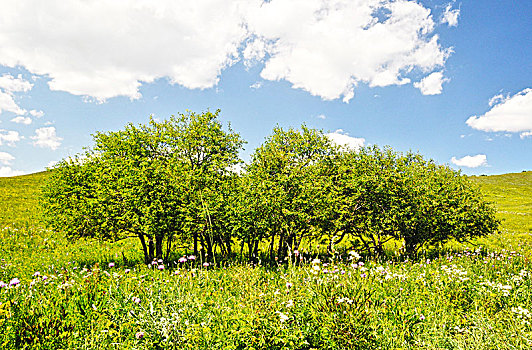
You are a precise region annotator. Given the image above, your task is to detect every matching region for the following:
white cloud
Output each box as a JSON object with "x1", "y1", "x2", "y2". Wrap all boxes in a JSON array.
[
  {"x1": 246, "y1": 0, "x2": 449, "y2": 102},
  {"x1": 10, "y1": 116, "x2": 32, "y2": 125},
  {"x1": 0, "y1": 74, "x2": 33, "y2": 93},
  {"x1": 250, "y1": 82, "x2": 262, "y2": 89},
  {"x1": 466, "y1": 88, "x2": 532, "y2": 137},
  {"x1": 0, "y1": 166, "x2": 24, "y2": 177},
  {"x1": 520, "y1": 131, "x2": 532, "y2": 139},
  {"x1": 441, "y1": 4, "x2": 460, "y2": 27},
  {"x1": 414, "y1": 71, "x2": 448, "y2": 95},
  {"x1": 0, "y1": 129, "x2": 21, "y2": 147},
  {"x1": 0, "y1": 90, "x2": 26, "y2": 115},
  {"x1": 0, "y1": 0, "x2": 450, "y2": 102},
  {"x1": 317, "y1": 114, "x2": 327, "y2": 120},
  {"x1": 451, "y1": 154, "x2": 488, "y2": 168},
  {"x1": 31, "y1": 127, "x2": 62, "y2": 150},
  {"x1": 0, "y1": 74, "x2": 33, "y2": 115},
  {"x1": 326, "y1": 129, "x2": 365, "y2": 150},
  {"x1": 29, "y1": 109, "x2": 44, "y2": 118},
  {"x1": 0, "y1": 0, "x2": 251, "y2": 102},
  {"x1": 0, "y1": 151, "x2": 15, "y2": 165}
]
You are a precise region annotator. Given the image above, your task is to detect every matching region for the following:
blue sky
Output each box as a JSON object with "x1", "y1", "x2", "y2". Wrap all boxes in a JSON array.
[{"x1": 0, "y1": 0, "x2": 530, "y2": 177}]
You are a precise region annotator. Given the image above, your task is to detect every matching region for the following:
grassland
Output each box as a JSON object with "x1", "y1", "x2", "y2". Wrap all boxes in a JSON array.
[
  {"x1": 469, "y1": 171, "x2": 532, "y2": 256},
  {"x1": 0, "y1": 171, "x2": 531, "y2": 349}
]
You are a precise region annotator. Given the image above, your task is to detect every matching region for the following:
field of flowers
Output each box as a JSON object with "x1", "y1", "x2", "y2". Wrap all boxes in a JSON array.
[
  {"x1": 1, "y1": 171, "x2": 531, "y2": 349},
  {"x1": 1, "y1": 225, "x2": 531, "y2": 349}
]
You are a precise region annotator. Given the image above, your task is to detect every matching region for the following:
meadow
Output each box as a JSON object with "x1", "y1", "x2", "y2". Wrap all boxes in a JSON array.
[{"x1": 0, "y1": 171, "x2": 531, "y2": 349}]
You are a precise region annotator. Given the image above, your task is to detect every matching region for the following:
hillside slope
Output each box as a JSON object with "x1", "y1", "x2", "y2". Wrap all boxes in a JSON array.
[
  {"x1": 0, "y1": 171, "x2": 50, "y2": 227},
  {"x1": 470, "y1": 171, "x2": 532, "y2": 234}
]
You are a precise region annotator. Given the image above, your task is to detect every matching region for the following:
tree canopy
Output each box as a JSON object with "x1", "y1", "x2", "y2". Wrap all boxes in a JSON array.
[{"x1": 41, "y1": 114, "x2": 499, "y2": 262}]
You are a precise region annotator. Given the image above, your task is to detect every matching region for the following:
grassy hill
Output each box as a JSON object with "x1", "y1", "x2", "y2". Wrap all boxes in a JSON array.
[
  {"x1": 470, "y1": 171, "x2": 532, "y2": 235},
  {"x1": 0, "y1": 171, "x2": 50, "y2": 227}
]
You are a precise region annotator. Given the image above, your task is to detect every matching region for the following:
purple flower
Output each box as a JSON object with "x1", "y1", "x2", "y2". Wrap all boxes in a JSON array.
[
  {"x1": 361, "y1": 273, "x2": 367, "y2": 278},
  {"x1": 419, "y1": 314, "x2": 425, "y2": 321},
  {"x1": 9, "y1": 278, "x2": 20, "y2": 286},
  {"x1": 158, "y1": 265, "x2": 164, "y2": 270},
  {"x1": 203, "y1": 262, "x2": 210, "y2": 267},
  {"x1": 187, "y1": 255, "x2": 196, "y2": 261},
  {"x1": 42, "y1": 276, "x2": 48, "y2": 281},
  {"x1": 108, "y1": 262, "x2": 115, "y2": 268},
  {"x1": 124, "y1": 269, "x2": 131, "y2": 274},
  {"x1": 132, "y1": 297, "x2": 141, "y2": 303},
  {"x1": 178, "y1": 257, "x2": 187, "y2": 263},
  {"x1": 158, "y1": 259, "x2": 163, "y2": 263},
  {"x1": 33, "y1": 272, "x2": 41, "y2": 277},
  {"x1": 0, "y1": 281, "x2": 6, "y2": 288},
  {"x1": 135, "y1": 331, "x2": 144, "y2": 339}
]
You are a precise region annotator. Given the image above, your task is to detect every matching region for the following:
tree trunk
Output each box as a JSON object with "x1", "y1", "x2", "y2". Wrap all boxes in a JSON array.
[
  {"x1": 225, "y1": 235, "x2": 232, "y2": 257},
  {"x1": 248, "y1": 241, "x2": 254, "y2": 262},
  {"x1": 269, "y1": 234, "x2": 275, "y2": 260},
  {"x1": 193, "y1": 231, "x2": 198, "y2": 256},
  {"x1": 148, "y1": 236, "x2": 155, "y2": 263},
  {"x1": 203, "y1": 232, "x2": 214, "y2": 261},
  {"x1": 253, "y1": 240, "x2": 259, "y2": 261},
  {"x1": 164, "y1": 235, "x2": 173, "y2": 262},
  {"x1": 155, "y1": 235, "x2": 164, "y2": 260},
  {"x1": 277, "y1": 233, "x2": 285, "y2": 260},
  {"x1": 139, "y1": 234, "x2": 149, "y2": 265}
]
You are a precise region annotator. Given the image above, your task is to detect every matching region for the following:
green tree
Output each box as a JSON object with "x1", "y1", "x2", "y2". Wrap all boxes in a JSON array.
[
  {"x1": 41, "y1": 110, "x2": 244, "y2": 264},
  {"x1": 328, "y1": 146, "x2": 500, "y2": 257},
  {"x1": 246, "y1": 125, "x2": 337, "y2": 259}
]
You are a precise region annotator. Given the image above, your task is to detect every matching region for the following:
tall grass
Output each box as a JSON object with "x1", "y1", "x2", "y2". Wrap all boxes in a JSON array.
[{"x1": 0, "y1": 171, "x2": 531, "y2": 348}]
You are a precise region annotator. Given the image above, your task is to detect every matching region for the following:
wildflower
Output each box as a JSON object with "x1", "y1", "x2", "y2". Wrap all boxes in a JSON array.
[
  {"x1": 174, "y1": 270, "x2": 179, "y2": 275},
  {"x1": 0, "y1": 281, "x2": 6, "y2": 288},
  {"x1": 203, "y1": 262, "x2": 209, "y2": 267},
  {"x1": 135, "y1": 331, "x2": 144, "y2": 339},
  {"x1": 158, "y1": 259, "x2": 163, "y2": 263},
  {"x1": 108, "y1": 262, "x2": 115, "y2": 268},
  {"x1": 178, "y1": 257, "x2": 187, "y2": 263},
  {"x1": 511, "y1": 306, "x2": 531, "y2": 324},
  {"x1": 9, "y1": 278, "x2": 20, "y2": 287},
  {"x1": 311, "y1": 258, "x2": 321, "y2": 265},
  {"x1": 132, "y1": 297, "x2": 141, "y2": 303},
  {"x1": 33, "y1": 271, "x2": 41, "y2": 277},
  {"x1": 42, "y1": 276, "x2": 48, "y2": 281},
  {"x1": 294, "y1": 250, "x2": 299, "y2": 256},
  {"x1": 125, "y1": 269, "x2": 131, "y2": 274},
  {"x1": 286, "y1": 299, "x2": 294, "y2": 308},
  {"x1": 188, "y1": 255, "x2": 196, "y2": 261},
  {"x1": 277, "y1": 311, "x2": 289, "y2": 322},
  {"x1": 286, "y1": 282, "x2": 293, "y2": 289},
  {"x1": 361, "y1": 273, "x2": 367, "y2": 278},
  {"x1": 419, "y1": 314, "x2": 425, "y2": 321},
  {"x1": 349, "y1": 251, "x2": 361, "y2": 260},
  {"x1": 158, "y1": 265, "x2": 164, "y2": 270}
]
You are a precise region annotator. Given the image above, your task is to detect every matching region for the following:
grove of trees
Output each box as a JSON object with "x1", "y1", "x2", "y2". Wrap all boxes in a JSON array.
[{"x1": 41, "y1": 111, "x2": 500, "y2": 263}]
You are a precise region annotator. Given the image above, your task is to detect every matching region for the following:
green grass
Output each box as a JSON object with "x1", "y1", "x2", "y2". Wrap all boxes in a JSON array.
[
  {"x1": 470, "y1": 171, "x2": 532, "y2": 234},
  {"x1": 1, "y1": 228, "x2": 531, "y2": 349},
  {"x1": 0, "y1": 170, "x2": 531, "y2": 349},
  {"x1": 468, "y1": 171, "x2": 532, "y2": 256},
  {"x1": 0, "y1": 171, "x2": 50, "y2": 228}
]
